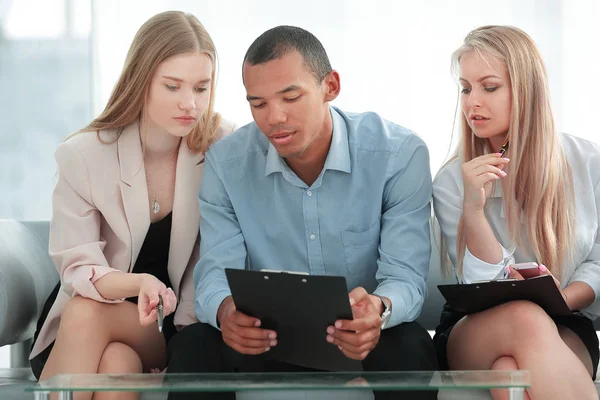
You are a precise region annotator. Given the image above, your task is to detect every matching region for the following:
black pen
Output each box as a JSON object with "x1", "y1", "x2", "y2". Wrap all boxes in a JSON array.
[{"x1": 157, "y1": 294, "x2": 164, "y2": 333}]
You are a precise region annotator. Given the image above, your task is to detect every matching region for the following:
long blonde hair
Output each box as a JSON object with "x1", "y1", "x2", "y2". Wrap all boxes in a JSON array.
[
  {"x1": 76, "y1": 11, "x2": 221, "y2": 153},
  {"x1": 448, "y1": 25, "x2": 575, "y2": 279}
]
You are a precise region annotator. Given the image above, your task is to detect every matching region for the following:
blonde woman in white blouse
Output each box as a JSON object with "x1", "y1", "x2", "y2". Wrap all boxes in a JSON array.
[{"x1": 433, "y1": 25, "x2": 600, "y2": 400}]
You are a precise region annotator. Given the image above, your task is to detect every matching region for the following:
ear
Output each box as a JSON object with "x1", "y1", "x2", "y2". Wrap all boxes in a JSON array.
[{"x1": 322, "y1": 70, "x2": 340, "y2": 102}]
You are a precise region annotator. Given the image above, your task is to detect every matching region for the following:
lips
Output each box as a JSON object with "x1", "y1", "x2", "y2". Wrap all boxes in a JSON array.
[
  {"x1": 270, "y1": 131, "x2": 295, "y2": 146},
  {"x1": 173, "y1": 116, "x2": 196, "y2": 125},
  {"x1": 470, "y1": 114, "x2": 489, "y2": 121}
]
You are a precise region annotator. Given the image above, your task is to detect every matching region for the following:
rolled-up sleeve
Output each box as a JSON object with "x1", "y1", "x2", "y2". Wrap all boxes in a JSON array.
[
  {"x1": 462, "y1": 245, "x2": 515, "y2": 283},
  {"x1": 374, "y1": 135, "x2": 432, "y2": 328},
  {"x1": 50, "y1": 142, "x2": 122, "y2": 303},
  {"x1": 194, "y1": 151, "x2": 247, "y2": 329}
]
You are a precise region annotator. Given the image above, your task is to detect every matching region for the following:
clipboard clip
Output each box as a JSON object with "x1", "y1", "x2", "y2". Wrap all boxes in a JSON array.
[
  {"x1": 471, "y1": 278, "x2": 519, "y2": 284},
  {"x1": 260, "y1": 269, "x2": 309, "y2": 276}
]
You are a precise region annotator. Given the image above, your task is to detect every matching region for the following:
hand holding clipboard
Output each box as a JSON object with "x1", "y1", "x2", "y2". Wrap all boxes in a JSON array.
[
  {"x1": 438, "y1": 274, "x2": 571, "y2": 317},
  {"x1": 225, "y1": 268, "x2": 362, "y2": 371}
]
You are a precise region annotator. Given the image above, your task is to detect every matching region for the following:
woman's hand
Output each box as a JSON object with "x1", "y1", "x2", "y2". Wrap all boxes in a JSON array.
[
  {"x1": 462, "y1": 153, "x2": 510, "y2": 212},
  {"x1": 137, "y1": 273, "x2": 177, "y2": 326},
  {"x1": 506, "y1": 264, "x2": 568, "y2": 305}
]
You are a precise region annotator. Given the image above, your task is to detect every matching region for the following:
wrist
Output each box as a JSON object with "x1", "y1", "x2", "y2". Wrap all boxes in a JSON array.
[
  {"x1": 217, "y1": 296, "x2": 233, "y2": 327},
  {"x1": 370, "y1": 294, "x2": 384, "y2": 315},
  {"x1": 371, "y1": 294, "x2": 392, "y2": 329},
  {"x1": 136, "y1": 273, "x2": 150, "y2": 291},
  {"x1": 462, "y1": 202, "x2": 486, "y2": 218}
]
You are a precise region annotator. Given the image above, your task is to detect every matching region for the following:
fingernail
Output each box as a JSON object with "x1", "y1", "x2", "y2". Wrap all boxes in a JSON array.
[
  {"x1": 539, "y1": 264, "x2": 547, "y2": 272},
  {"x1": 335, "y1": 321, "x2": 342, "y2": 329},
  {"x1": 505, "y1": 265, "x2": 511, "y2": 273},
  {"x1": 500, "y1": 171, "x2": 507, "y2": 177},
  {"x1": 326, "y1": 335, "x2": 334, "y2": 343},
  {"x1": 349, "y1": 297, "x2": 354, "y2": 306},
  {"x1": 269, "y1": 333, "x2": 276, "y2": 339},
  {"x1": 503, "y1": 158, "x2": 510, "y2": 161},
  {"x1": 338, "y1": 346, "x2": 343, "y2": 351},
  {"x1": 255, "y1": 320, "x2": 261, "y2": 327},
  {"x1": 265, "y1": 347, "x2": 270, "y2": 352},
  {"x1": 270, "y1": 340, "x2": 277, "y2": 347},
  {"x1": 327, "y1": 327, "x2": 334, "y2": 334}
]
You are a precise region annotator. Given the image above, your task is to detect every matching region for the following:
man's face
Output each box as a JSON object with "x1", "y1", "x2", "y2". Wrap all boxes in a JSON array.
[{"x1": 243, "y1": 51, "x2": 334, "y2": 160}]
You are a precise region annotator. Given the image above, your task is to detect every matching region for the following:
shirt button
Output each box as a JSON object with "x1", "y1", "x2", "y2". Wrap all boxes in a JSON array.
[
  {"x1": 306, "y1": 190, "x2": 312, "y2": 197},
  {"x1": 310, "y1": 234, "x2": 316, "y2": 240}
]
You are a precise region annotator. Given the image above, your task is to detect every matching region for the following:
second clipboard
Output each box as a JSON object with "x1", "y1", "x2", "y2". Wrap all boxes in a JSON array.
[{"x1": 437, "y1": 275, "x2": 571, "y2": 317}]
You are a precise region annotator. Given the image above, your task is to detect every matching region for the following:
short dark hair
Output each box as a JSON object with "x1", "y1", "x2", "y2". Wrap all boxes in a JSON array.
[{"x1": 243, "y1": 25, "x2": 332, "y2": 83}]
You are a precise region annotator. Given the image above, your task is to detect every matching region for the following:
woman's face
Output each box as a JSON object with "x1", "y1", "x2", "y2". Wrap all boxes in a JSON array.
[
  {"x1": 459, "y1": 51, "x2": 512, "y2": 150},
  {"x1": 145, "y1": 52, "x2": 213, "y2": 138}
]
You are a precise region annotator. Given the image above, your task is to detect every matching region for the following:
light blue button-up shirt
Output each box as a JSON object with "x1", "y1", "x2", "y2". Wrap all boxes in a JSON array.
[{"x1": 194, "y1": 106, "x2": 432, "y2": 329}]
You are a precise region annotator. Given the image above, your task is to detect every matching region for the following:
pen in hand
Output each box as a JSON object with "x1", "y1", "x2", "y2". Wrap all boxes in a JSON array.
[
  {"x1": 157, "y1": 294, "x2": 164, "y2": 333},
  {"x1": 499, "y1": 137, "x2": 509, "y2": 157}
]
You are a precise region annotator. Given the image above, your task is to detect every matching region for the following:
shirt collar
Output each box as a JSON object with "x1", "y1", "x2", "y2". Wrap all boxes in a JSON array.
[{"x1": 265, "y1": 107, "x2": 351, "y2": 176}]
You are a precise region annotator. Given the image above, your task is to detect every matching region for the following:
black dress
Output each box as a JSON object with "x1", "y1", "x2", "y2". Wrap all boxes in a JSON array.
[{"x1": 31, "y1": 212, "x2": 177, "y2": 379}]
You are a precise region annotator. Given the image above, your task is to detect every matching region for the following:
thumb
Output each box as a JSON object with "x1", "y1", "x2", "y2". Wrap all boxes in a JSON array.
[
  {"x1": 506, "y1": 266, "x2": 524, "y2": 280},
  {"x1": 348, "y1": 287, "x2": 368, "y2": 306}
]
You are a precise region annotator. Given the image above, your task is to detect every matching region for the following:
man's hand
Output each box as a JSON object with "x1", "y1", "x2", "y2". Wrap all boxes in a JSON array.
[
  {"x1": 326, "y1": 287, "x2": 383, "y2": 360},
  {"x1": 217, "y1": 296, "x2": 277, "y2": 355}
]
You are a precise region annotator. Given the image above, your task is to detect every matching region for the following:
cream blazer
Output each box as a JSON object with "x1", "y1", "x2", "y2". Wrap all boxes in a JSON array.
[{"x1": 30, "y1": 119, "x2": 235, "y2": 359}]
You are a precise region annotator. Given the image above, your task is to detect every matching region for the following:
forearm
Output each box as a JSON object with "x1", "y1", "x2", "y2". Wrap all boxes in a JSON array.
[
  {"x1": 463, "y1": 206, "x2": 503, "y2": 264},
  {"x1": 564, "y1": 281, "x2": 595, "y2": 311},
  {"x1": 93, "y1": 271, "x2": 144, "y2": 300}
]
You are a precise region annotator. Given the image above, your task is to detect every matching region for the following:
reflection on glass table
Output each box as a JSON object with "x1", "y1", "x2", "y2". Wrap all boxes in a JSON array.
[{"x1": 28, "y1": 370, "x2": 530, "y2": 400}]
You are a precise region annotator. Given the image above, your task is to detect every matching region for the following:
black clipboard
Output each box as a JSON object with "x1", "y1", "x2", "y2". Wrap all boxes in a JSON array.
[
  {"x1": 225, "y1": 268, "x2": 361, "y2": 371},
  {"x1": 438, "y1": 275, "x2": 572, "y2": 317}
]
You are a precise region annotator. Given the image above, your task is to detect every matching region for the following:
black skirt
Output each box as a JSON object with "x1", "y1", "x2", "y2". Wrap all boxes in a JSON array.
[{"x1": 433, "y1": 303, "x2": 599, "y2": 380}]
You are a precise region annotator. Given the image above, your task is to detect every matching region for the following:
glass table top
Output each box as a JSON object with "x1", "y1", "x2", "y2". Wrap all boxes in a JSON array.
[{"x1": 28, "y1": 370, "x2": 530, "y2": 392}]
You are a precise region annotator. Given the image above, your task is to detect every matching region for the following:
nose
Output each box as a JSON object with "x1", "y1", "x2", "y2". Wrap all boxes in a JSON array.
[
  {"x1": 179, "y1": 90, "x2": 197, "y2": 111},
  {"x1": 466, "y1": 90, "x2": 482, "y2": 109},
  {"x1": 266, "y1": 104, "x2": 287, "y2": 126}
]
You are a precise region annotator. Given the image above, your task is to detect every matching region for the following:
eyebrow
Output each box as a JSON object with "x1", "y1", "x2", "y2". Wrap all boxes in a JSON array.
[
  {"x1": 459, "y1": 75, "x2": 501, "y2": 83},
  {"x1": 246, "y1": 85, "x2": 302, "y2": 101},
  {"x1": 162, "y1": 76, "x2": 211, "y2": 84}
]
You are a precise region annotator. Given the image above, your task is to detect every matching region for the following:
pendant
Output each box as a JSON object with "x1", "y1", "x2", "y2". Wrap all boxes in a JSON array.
[{"x1": 152, "y1": 199, "x2": 160, "y2": 214}]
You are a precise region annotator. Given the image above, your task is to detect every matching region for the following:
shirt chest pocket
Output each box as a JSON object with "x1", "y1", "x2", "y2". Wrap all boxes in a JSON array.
[{"x1": 341, "y1": 220, "x2": 381, "y2": 275}]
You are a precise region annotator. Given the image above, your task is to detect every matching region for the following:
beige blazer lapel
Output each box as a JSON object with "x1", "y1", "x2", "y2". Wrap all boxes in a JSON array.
[
  {"x1": 117, "y1": 122, "x2": 150, "y2": 270},
  {"x1": 168, "y1": 138, "x2": 205, "y2": 294}
]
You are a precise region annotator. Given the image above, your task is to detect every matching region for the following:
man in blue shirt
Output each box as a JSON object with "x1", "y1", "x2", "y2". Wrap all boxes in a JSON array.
[{"x1": 167, "y1": 26, "x2": 437, "y2": 399}]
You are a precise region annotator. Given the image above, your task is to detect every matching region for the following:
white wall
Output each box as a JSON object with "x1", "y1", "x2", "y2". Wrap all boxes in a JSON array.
[
  {"x1": 1, "y1": 0, "x2": 599, "y2": 369},
  {"x1": 91, "y1": 0, "x2": 599, "y2": 176}
]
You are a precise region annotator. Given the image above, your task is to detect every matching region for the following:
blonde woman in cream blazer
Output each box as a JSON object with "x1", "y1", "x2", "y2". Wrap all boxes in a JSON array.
[{"x1": 29, "y1": 11, "x2": 235, "y2": 400}]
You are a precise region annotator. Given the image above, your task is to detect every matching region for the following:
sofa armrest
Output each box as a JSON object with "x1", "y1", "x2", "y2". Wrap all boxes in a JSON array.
[{"x1": 0, "y1": 220, "x2": 58, "y2": 347}]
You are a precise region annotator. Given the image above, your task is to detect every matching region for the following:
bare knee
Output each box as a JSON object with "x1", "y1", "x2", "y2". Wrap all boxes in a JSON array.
[
  {"x1": 58, "y1": 296, "x2": 109, "y2": 337},
  {"x1": 98, "y1": 342, "x2": 143, "y2": 374},
  {"x1": 492, "y1": 301, "x2": 557, "y2": 342},
  {"x1": 447, "y1": 301, "x2": 558, "y2": 369}
]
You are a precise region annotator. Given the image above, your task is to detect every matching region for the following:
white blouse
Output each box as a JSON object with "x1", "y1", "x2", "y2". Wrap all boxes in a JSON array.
[{"x1": 433, "y1": 133, "x2": 600, "y2": 319}]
